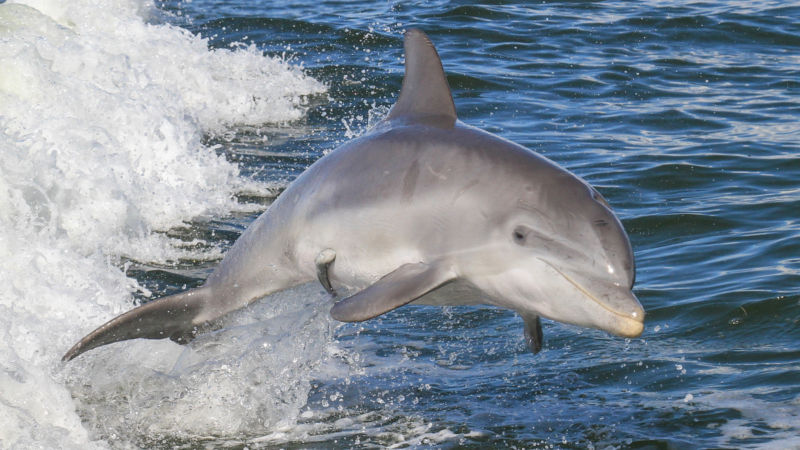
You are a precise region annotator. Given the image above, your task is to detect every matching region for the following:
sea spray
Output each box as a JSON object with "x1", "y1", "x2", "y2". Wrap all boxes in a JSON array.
[
  {"x1": 66, "y1": 285, "x2": 337, "y2": 446},
  {"x1": 0, "y1": 0, "x2": 326, "y2": 447}
]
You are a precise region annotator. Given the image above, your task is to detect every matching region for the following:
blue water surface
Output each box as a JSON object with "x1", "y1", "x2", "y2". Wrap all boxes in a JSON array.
[{"x1": 144, "y1": 0, "x2": 799, "y2": 447}]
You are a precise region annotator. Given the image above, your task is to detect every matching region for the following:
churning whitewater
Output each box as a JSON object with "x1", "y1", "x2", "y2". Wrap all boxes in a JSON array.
[{"x1": 0, "y1": 0, "x2": 324, "y2": 447}]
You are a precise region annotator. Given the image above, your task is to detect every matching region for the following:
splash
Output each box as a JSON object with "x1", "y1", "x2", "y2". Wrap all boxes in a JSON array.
[
  {"x1": 64, "y1": 285, "x2": 337, "y2": 447},
  {"x1": 0, "y1": 0, "x2": 326, "y2": 447}
]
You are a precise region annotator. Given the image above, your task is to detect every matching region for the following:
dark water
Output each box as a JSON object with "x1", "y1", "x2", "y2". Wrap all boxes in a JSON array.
[{"x1": 148, "y1": 0, "x2": 799, "y2": 447}]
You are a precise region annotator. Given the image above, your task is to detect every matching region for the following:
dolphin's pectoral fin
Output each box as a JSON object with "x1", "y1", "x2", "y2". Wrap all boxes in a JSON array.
[
  {"x1": 62, "y1": 287, "x2": 211, "y2": 361},
  {"x1": 315, "y1": 248, "x2": 337, "y2": 296},
  {"x1": 330, "y1": 262, "x2": 455, "y2": 322},
  {"x1": 522, "y1": 314, "x2": 544, "y2": 354}
]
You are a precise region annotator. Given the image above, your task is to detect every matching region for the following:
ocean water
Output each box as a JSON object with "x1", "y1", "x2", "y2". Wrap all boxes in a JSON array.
[{"x1": 1, "y1": 0, "x2": 798, "y2": 448}]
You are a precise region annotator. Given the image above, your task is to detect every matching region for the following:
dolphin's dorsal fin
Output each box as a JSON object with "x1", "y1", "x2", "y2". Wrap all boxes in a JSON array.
[{"x1": 387, "y1": 29, "x2": 457, "y2": 122}]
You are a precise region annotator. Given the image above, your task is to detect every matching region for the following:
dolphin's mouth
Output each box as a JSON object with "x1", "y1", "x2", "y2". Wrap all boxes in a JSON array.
[{"x1": 541, "y1": 259, "x2": 644, "y2": 337}]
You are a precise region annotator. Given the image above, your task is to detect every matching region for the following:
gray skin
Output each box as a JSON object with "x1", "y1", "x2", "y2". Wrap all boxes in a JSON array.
[{"x1": 63, "y1": 29, "x2": 644, "y2": 362}]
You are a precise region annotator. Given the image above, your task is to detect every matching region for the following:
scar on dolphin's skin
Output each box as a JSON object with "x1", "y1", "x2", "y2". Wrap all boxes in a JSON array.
[
  {"x1": 63, "y1": 29, "x2": 642, "y2": 362},
  {"x1": 315, "y1": 249, "x2": 336, "y2": 296}
]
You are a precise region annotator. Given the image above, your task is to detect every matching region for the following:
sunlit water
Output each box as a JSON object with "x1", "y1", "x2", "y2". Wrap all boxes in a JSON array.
[{"x1": 1, "y1": 0, "x2": 798, "y2": 448}]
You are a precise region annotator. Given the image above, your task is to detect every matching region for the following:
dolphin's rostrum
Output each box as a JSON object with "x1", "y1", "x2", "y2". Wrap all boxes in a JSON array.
[{"x1": 63, "y1": 29, "x2": 644, "y2": 362}]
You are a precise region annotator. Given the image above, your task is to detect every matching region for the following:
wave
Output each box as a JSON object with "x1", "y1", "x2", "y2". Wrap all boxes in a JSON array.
[{"x1": 0, "y1": 0, "x2": 325, "y2": 447}]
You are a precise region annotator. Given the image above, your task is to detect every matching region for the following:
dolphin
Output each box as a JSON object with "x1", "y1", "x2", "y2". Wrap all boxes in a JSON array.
[{"x1": 63, "y1": 29, "x2": 644, "y2": 362}]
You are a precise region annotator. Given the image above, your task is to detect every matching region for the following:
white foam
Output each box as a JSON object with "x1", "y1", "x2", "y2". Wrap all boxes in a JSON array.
[
  {"x1": 0, "y1": 0, "x2": 325, "y2": 447},
  {"x1": 651, "y1": 387, "x2": 800, "y2": 448},
  {"x1": 249, "y1": 407, "x2": 464, "y2": 448},
  {"x1": 709, "y1": 389, "x2": 800, "y2": 448},
  {"x1": 63, "y1": 285, "x2": 337, "y2": 445}
]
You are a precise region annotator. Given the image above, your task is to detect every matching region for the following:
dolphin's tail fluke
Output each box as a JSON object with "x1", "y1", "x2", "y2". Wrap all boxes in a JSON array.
[{"x1": 62, "y1": 287, "x2": 211, "y2": 361}]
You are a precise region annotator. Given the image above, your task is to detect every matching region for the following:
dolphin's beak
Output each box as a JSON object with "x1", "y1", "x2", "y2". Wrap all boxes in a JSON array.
[{"x1": 546, "y1": 263, "x2": 645, "y2": 337}]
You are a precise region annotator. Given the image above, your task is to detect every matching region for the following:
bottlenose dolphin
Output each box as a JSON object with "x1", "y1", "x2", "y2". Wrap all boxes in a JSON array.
[{"x1": 63, "y1": 29, "x2": 644, "y2": 362}]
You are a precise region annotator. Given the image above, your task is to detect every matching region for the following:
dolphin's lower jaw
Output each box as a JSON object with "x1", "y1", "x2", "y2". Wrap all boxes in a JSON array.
[
  {"x1": 543, "y1": 262, "x2": 645, "y2": 338},
  {"x1": 607, "y1": 313, "x2": 644, "y2": 338}
]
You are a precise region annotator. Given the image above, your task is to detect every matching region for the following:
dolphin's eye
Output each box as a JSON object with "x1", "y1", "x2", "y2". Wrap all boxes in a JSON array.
[{"x1": 512, "y1": 225, "x2": 531, "y2": 245}]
